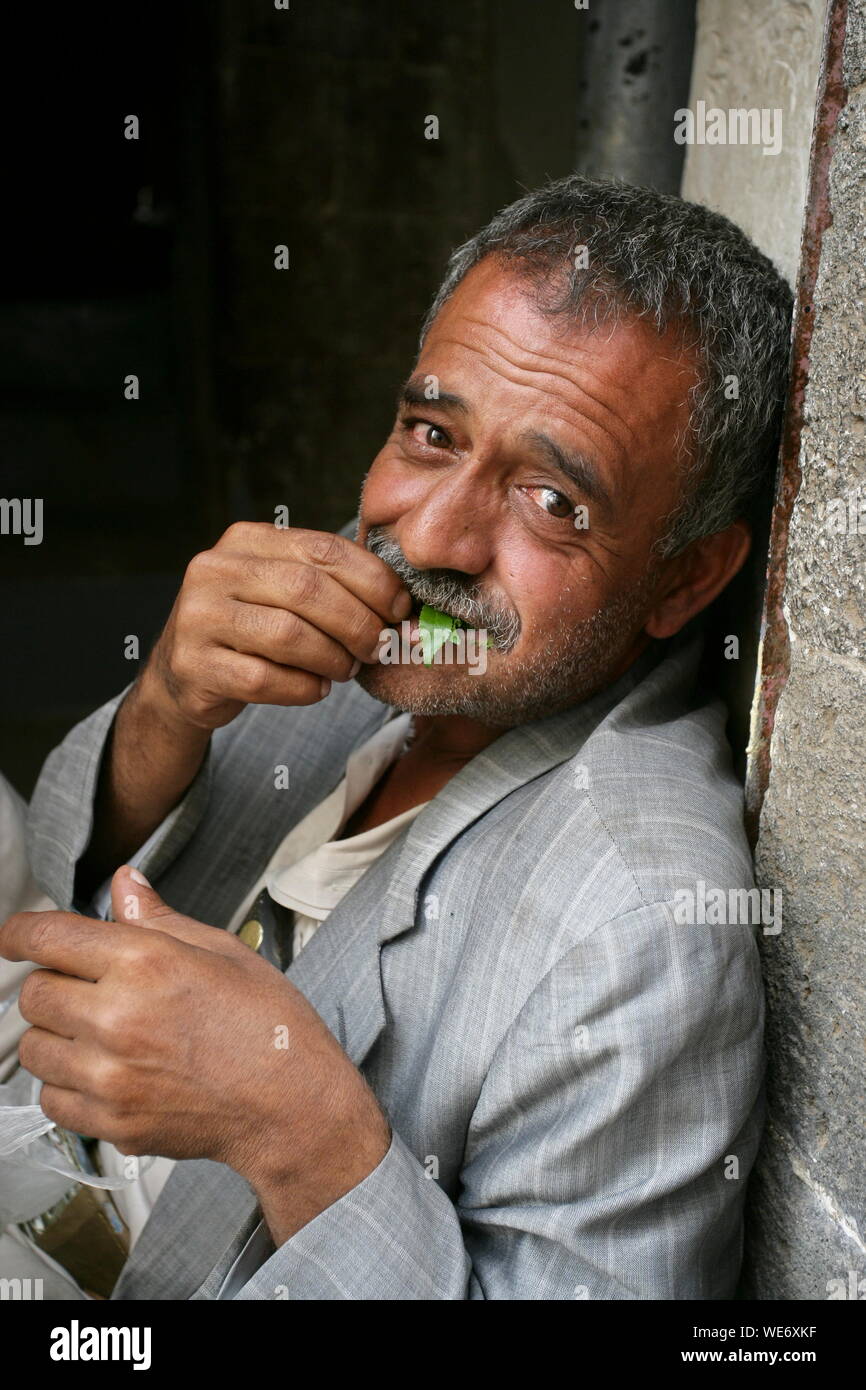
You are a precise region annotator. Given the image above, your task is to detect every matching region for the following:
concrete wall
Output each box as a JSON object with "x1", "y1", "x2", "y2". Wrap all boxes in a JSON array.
[
  {"x1": 682, "y1": 0, "x2": 827, "y2": 285},
  {"x1": 745, "y1": 0, "x2": 866, "y2": 1298},
  {"x1": 683, "y1": 0, "x2": 865, "y2": 1298}
]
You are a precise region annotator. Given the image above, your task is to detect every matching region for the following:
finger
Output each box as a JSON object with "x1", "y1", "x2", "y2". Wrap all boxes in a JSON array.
[
  {"x1": 182, "y1": 644, "x2": 330, "y2": 708},
  {"x1": 212, "y1": 524, "x2": 412, "y2": 624},
  {"x1": 110, "y1": 865, "x2": 177, "y2": 928},
  {"x1": 17, "y1": 969, "x2": 96, "y2": 1039},
  {"x1": 215, "y1": 600, "x2": 366, "y2": 679},
  {"x1": 17, "y1": 1027, "x2": 92, "y2": 1092},
  {"x1": 39, "y1": 1083, "x2": 129, "y2": 1148},
  {"x1": 199, "y1": 554, "x2": 394, "y2": 663},
  {"x1": 0, "y1": 909, "x2": 131, "y2": 980},
  {"x1": 109, "y1": 867, "x2": 244, "y2": 959}
]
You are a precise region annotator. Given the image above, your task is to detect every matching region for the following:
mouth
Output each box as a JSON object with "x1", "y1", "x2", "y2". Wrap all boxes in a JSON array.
[
  {"x1": 403, "y1": 600, "x2": 464, "y2": 653},
  {"x1": 405, "y1": 598, "x2": 457, "y2": 645},
  {"x1": 407, "y1": 598, "x2": 426, "y2": 640},
  {"x1": 396, "y1": 598, "x2": 497, "y2": 662}
]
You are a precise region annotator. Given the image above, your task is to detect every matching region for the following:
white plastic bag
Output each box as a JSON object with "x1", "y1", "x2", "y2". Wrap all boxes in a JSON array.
[{"x1": 0, "y1": 1078, "x2": 155, "y2": 1226}]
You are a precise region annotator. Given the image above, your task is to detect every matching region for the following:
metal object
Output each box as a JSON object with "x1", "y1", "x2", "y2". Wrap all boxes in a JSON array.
[
  {"x1": 238, "y1": 918, "x2": 264, "y2": 952},
  {"x1": 238, "y1": 890, "x2": 295, "y2": 973},
  {"x1": 574, "y1": 0, "x2": 697, "y2": 192}
]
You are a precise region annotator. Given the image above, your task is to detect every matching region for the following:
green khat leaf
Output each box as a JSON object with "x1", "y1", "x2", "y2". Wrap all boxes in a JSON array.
[{"x1": 418, "y1": 604, "x2": 495, "y2": 666}]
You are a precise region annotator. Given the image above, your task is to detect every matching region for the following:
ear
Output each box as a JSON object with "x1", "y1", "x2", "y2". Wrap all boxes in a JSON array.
[{"x1": 644, "y1": 520, "x2": 752, "y2": 641}]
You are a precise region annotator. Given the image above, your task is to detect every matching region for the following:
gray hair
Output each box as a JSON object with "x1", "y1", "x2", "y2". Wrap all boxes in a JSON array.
[{"x1": 419, "y1": 175, "x2": 793, "y2": 557}]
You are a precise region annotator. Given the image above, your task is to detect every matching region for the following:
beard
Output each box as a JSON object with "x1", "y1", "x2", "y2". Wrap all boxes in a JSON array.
[{"x1": 355, "y1": 525, "x2": 659, "y2": 730}]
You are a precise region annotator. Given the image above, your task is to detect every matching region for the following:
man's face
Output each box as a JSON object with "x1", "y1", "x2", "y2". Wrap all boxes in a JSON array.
[{"x1": 354, "y1": 256, "x2": 700, "y2": 728}]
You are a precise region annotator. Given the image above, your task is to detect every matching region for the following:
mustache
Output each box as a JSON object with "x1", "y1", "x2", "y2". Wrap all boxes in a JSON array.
[{"x1": 365, "y1": 526, "x2": 521, "y2": 649}]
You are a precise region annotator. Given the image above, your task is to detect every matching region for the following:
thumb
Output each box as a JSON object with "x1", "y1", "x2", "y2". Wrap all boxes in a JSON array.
[
  {"x1": 108, "y1": 864, "x2": 240, "y2": 957},
  {"x1": 110, "y1": 865, "x2": 175, "y2": 927}
]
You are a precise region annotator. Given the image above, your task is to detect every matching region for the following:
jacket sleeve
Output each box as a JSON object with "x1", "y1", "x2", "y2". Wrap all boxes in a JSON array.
[
  {"x1": 228, "y1": 904, "x2": 765, "y2": 1299},
  {"x1": 25, "y1": 685, "x2": 213, "y2": 913}
]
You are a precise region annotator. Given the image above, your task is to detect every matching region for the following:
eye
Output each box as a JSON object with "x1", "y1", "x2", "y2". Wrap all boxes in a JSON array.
[
  {"x1": 526, "y1": 486, "x2": 576, "y2": 521},
  {"x1": 400, "y1": 417, "x2": 452, "y2": 450},
  {"x1": 423, "y1": 424, "x2": 450, "y2": 448}
]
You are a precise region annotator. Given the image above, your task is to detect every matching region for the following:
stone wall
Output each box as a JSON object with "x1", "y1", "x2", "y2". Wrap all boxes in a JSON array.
[
  {"x1": 744, "y1": 0, "x2": 866, "y2": 1299},
  {"x1": 679, "y1": 0, "x2": 865, "y2": 1299}
]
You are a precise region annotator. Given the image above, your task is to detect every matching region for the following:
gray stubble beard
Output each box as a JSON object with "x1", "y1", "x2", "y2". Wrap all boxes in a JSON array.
[{"x1": 354, "y1": 570, "x2": 658, "y2": 730}]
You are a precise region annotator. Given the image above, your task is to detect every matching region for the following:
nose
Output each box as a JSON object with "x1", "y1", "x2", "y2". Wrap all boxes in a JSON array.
[{"x1": 396, "y1": 472, "x2": 496, "y2": 577}]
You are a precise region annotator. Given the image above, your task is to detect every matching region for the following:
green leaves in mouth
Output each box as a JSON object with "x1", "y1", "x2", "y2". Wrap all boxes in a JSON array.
[{"x1": 417, "y1": 603, "x2": 494, "y2": 666}]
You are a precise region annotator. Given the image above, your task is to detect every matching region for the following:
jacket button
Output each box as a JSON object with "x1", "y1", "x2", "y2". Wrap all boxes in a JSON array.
[{"x1": 238, "y1": 919, "x2": 264, "y2": 951}]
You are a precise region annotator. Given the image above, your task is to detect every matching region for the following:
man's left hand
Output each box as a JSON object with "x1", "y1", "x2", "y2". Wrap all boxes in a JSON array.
[{"x1": 0, "y1": 867, "x2": 392, "y2": 1243}]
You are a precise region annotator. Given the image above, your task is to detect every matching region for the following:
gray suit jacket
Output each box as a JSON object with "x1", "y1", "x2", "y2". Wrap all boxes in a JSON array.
[{"x1": 24, "y1": 616, "x2": 765, "y2": 1300}]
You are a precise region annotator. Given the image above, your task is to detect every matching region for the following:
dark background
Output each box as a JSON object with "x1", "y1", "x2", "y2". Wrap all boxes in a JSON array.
[{"x1": 1, "y1": 0, "x2": 705, "y2": 794}]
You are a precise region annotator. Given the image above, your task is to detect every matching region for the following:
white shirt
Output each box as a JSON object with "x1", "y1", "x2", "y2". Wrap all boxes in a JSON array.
[{"x1": 225, "y1": 709, "x2": 426, "y2": 956}]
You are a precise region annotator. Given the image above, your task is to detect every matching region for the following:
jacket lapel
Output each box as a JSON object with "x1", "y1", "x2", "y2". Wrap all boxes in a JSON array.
[{"x1": 284, "y1": 642, "x2": 662, "y2": 1071}]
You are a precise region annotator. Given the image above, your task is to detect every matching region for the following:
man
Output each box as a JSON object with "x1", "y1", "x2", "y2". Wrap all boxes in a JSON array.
[{"x1": 1, "y1": 176, "x2": 792, "y2": 1299}]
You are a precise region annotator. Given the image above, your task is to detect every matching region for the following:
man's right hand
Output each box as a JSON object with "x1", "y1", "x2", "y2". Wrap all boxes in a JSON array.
[
  {"x1": 76, "y1": 523, "x2": 412, "y2": 892},
  {"x1": 145, "y1": 522, "x2": 413, "y2": 731}
]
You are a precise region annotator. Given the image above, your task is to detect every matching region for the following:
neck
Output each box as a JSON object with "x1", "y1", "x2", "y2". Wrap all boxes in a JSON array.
[{"x1": 407, "y1": 713, "x2": 503, "y2": 765}]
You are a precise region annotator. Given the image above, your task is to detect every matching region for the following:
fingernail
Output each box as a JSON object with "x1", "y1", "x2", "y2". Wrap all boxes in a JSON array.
[
  {"x1": 348, "y1": 658, "x2": 361, "y2": 678},
  {"x1": 392, "y1": 589, "x2": 413, "y2": 620},
  {"x1": 129, "y1": 868, "x2": 150, "y2": 886},
  {"x1": 320, "y1": 678, "x2": 332, "y2": 698}
]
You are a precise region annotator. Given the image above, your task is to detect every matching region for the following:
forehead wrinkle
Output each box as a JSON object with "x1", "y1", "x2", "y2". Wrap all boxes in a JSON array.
[
  {"x1": 462, "y1": 306, "x2": 698, "y2": 408},
  {"x1": 428, "y1": 321, "x2": 639, "y2": 466}
]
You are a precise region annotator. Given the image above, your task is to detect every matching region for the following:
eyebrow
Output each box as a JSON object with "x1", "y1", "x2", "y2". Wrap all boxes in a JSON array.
[
  {"x1": 397, "y1": 377, "x2": 471, "y2": 416},
  {"x1": 519, "y1": 430, "x2": 615, "y2": 516},
  {"x1": 396, "y1": 377, "x2": 615, "y2": 516}
]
